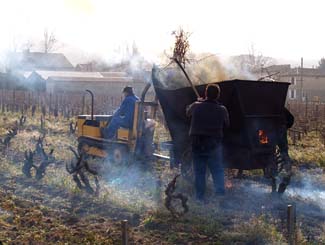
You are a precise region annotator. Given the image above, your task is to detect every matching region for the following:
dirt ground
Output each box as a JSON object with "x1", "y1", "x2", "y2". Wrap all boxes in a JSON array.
[{"x1": 0, "y1": 113, "x2": 324, "y2": 244}]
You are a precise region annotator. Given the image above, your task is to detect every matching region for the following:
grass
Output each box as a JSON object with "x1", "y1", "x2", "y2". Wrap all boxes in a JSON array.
[
  {"x1": 289, "y1": 132, "x2": 325, "y2": 168},
  {"x1": 0, "y1": 110, "x2": 324, "y2": 244}
]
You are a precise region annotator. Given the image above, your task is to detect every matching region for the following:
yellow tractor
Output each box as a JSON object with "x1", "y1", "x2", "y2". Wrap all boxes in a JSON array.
[{"x1": 76, "y1": 84, "x2": 160, "y2": 164}]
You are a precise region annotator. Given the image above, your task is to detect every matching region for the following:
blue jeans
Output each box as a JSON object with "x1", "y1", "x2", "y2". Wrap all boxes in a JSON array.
[
  {"x1": 103, "y1": 116, "x2": 129, "y2": 139},
  {"x1": 192, "y1": 141, "x2": 225, "y2": 200}
]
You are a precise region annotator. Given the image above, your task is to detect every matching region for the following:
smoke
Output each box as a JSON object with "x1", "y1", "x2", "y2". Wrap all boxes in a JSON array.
[
  {"x1": 285, "y1": 171, "x2": 325, "y2": 213},
  {"x1": 100, "y1": 160, "x2": 160, "y2": 210},
  {"x1": 221, "y1": 169, "x2": 325, "y2": 230},
  {"x1": 153, "y1": 54, "x2": 258, "y2": 90},
  {"x1": 0, "y1": 1, "x2": 266, "y2": 77}
]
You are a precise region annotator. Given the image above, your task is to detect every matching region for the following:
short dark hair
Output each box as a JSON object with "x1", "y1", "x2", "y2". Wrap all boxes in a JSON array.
[{"x1": 205, "y1": 84, "x2": 220, "y2": 100}]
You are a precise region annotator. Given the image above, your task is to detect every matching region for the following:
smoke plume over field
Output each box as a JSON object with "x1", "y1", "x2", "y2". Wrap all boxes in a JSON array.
[
  {"x1": 153, "y1": 54, "x2": 259, "y2": 90},
  {"x1": 286, "y1": 170, "x2": 325, "y2": 213}
]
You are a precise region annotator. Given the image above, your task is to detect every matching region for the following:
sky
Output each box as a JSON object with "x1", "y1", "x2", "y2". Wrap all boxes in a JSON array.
[{"x1": 0, "y1": 0, "x2": 324, "y2": 66}]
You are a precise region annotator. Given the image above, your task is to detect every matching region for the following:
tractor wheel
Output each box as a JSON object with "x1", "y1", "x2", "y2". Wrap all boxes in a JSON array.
[
  {"x1": 78, "y1": 141, "x2": 89, "y2": 155},
  {"x1": 111, "y1": 145, "x2": 129, "y2": 165},
  {"x1": 180, "y1": 146, "x2": 211, "y2": 182}
]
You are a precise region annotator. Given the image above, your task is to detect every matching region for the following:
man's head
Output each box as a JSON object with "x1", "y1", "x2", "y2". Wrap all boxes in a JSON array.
[
  {"x1": 205, "y1": 83, "x2": 220, "y2": 100},
  {"x1": 122, "y1": 86, "x2": 134, "y2": 97}
]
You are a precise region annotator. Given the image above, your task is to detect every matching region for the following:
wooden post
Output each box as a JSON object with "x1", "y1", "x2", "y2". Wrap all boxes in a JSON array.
[
  {"x1": 49, "y1": 93, "x2": 52, "y2": 117},
  {"x1": 287, "y1": 204, "x2": 296, "y2": 245},
  {"x1": 28, "y1": 92, "x2": 31, "y2": 108},
  {"x1": 305, "y1": 96, "x2": 308, "y2": 120},
  {"x1": 121, "y1": 220, "x2": 128, "y2": 245},
  {"x1": 1, "y1": 89, "x2": 3, "y2": 113},
  {"x1": 13, "y1": 89, "x2": 16, "y2": 112}
]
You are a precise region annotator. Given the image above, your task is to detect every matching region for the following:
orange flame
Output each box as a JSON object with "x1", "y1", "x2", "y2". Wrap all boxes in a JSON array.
[
  {"x1": 258, "y1": 130, "x2": 269, "y2": 144},
  {"x1": 225, "y1": 179, "x2": 233, "y2": 189}
]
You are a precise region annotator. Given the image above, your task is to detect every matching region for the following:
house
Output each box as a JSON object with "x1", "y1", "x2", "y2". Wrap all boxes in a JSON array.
[
  {"x1": 259, "y1": 64, "x2": 325, "y2": 102},
  {"x1": 17, "y1": 70, "x2": 133, "y2": 95},
  {"x1": 46, "y1": 76, "x2": 135, "y2": 95},
  {"x1": 3, "y1": 51, "x2": 153, "y2": 97},
  {"x1": 7, "y1": 50, "x2": 74, "y2": 71},
  {"x1": 75, "y1": 63, "x2": 93, "y2": 72},
  {"x1": 27, "y1": 70, "x2": 103, "y2": 81}
]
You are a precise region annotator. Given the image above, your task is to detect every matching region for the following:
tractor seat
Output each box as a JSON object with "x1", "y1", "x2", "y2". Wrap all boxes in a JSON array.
[{"x1": 117, "y1": 127, "x2": 130, "y2": 141}]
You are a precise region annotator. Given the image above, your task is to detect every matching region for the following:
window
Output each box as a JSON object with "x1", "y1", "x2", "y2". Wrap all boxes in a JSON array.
[
  {"x1": 288, "y1": 89, "x2": 297, "y2": 99},
  {"x1": 290, "y1": 77, "x2": 296, "y2": 85}
]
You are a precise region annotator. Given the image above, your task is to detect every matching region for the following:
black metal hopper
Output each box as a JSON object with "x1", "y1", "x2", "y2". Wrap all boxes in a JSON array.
[{"x1": 152, "y1": 67, "x2": 290, "y2": 170}]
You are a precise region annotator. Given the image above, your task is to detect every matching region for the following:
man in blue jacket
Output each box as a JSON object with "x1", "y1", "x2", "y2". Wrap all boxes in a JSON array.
[{"x1": 103, "y1": 86, "x2": 139, "y2": 139}]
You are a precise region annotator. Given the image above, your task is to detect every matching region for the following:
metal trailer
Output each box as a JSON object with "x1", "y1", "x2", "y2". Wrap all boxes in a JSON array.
[{"x1": 152, "y1": 67, "x2": 292, "y2": 193}]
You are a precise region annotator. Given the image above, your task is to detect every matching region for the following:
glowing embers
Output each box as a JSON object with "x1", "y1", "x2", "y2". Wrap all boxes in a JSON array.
[
  {"x1": 258, "y1": 130, "x2": 269, "y2": 144},
  {"x1": 225, "y1": 179, "x2": 233, "y2": 189}
]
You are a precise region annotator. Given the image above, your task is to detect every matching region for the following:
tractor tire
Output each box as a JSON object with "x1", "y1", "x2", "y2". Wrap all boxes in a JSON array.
[
  {"x1": 111, "y1": 144, "x2": 129, "y2": 165},
  {"x1": 77, "y1": 141, "x2": 91, "y2": 160}
]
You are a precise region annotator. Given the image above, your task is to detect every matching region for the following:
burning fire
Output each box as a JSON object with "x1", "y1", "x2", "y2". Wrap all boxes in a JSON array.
[
  {"x1": 258, "y1": 130, "x2": 268, "y2": 144},
  {"x1": 225, "y1": 179, "x2": 233, "y2": 189}
]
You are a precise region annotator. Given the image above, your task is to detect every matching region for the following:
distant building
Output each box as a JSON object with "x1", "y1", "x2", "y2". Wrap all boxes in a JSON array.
[
  {"x1": 258, "y1": 65, "x2": 325, "y2": 102},
  {"x1": 46, "y1": 76, "x2": 135, "y2": 95},
  {"x1": 7, "y1": 50, "x2": 74, "y2": 71},
  {"x1": 2, "y1": 51, "x2": 154, "y2": 97},
  {"x1": 75, "y1": 63, "x2": 93, "y2": 72},
  {"x1": 0, "y1": 72, "x2": 24, "y2": 89},
  {"x1": 28, "y1": 70, "x2": 104, "y2": 81},
  {"x1": 100, "y1": 72, "x2": 129, "y2": 77},
  {"x1": 17, "y1": 70, "x2": 135, "y2": 95}
]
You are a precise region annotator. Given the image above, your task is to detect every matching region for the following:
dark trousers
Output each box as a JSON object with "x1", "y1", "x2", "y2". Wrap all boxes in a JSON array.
[{"x1": 192, "y1": 137, "x2": 225, "y2": 200}]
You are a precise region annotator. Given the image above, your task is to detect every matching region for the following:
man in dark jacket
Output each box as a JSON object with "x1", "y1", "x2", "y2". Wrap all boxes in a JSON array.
[
  {"x1": 186, "y1": 84, "x2": 229, "y2": 200},
  {"x1": 103, "y1": 86, "x2": 139, "y2": 139}
]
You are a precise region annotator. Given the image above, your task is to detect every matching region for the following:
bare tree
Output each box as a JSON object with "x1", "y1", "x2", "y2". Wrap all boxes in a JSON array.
[
  {"x1": 21, "y1": 40, "x2": 34, "y2": 52},
  {"x1": 248, "y1": 44, "x2": 275, "y2": 71},
  {"x1": 42, "y1": 29, "x2": 58, "y2": 53},
  {"x1": 317, "y1": 57, "x2": 325, "y2": 70},
  {"x1": 232, "y1": 44, "x2": 276, "y2": 72}
]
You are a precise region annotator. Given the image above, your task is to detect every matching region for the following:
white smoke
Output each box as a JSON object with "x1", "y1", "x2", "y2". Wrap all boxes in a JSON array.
[
  {"x1": 100, "y1": 160, "x2": 160, "y2": 210},
  {"x1": 285, "y1": 171, "x2": 325, "y2": 212}
]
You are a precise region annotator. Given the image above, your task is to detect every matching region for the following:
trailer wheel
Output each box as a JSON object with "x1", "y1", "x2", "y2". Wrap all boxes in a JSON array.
[
  {"x1": 264, "y1": 149, "x2": 292, "y2": 194},
  {"x1": 275, "y1": 149, "x2": 292, "y2": 193},
  {"x1": 180, "y1": 147, "x2": 193, "y2": 181},
  {"x1": 181, "y1": 147, "x2": 212, "y2": 182}
]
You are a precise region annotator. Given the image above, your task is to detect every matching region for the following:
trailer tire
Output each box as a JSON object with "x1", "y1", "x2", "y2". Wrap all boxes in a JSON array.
[{"x1": 180, "y1": 147, "x2": 193, "y2": 181}]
